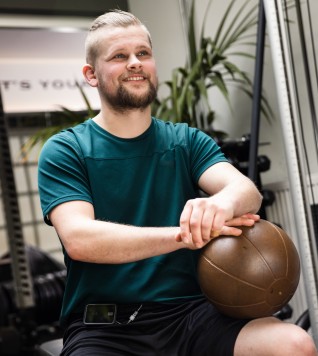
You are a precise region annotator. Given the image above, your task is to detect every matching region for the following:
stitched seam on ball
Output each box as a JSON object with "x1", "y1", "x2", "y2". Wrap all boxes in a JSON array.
[{"x1": 202, "y1": 255, "x2": 265, "y2": 291}]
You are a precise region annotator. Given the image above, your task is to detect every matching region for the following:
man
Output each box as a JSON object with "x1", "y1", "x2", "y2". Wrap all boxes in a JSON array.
[{"x1": 38, "y1": 9, "x2": 317, "y2": 356}]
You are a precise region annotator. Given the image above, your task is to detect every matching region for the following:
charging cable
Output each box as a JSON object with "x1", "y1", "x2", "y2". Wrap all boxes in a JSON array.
[{"x1": 116, "y1": 304, "x2": 143, "y2": 325}]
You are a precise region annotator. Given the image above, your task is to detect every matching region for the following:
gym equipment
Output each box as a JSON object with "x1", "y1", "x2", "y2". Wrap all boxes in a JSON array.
[
  {"x1": 198, "y1": 219, "x2": 300, "y2": 319},
  {"x1": 0, "y1": 89, "x2": 66, "y2": 354},
  {"x1": 0, "y1": 246, "x2": 66, "y2": 355},
  {"x1": 263, "y1": 0, "x2": 318, "y2": 341},
  {"x1": 220, "y1": 135, "x2": 274, "y2": 220}
]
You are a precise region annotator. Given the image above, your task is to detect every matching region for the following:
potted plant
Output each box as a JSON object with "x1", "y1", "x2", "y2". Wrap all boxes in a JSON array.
[{"x1": 152, "y1": 0, "x2": 272, "y2": 140}]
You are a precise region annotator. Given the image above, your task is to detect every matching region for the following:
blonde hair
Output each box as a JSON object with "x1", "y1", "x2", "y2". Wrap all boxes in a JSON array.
[{"x1": 85, "y1": 9, "x2": 152, "y2": 65}]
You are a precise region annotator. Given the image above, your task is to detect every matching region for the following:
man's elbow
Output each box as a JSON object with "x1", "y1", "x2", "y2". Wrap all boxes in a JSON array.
[
  {"x1": 56, "y1": 225, "x2": 89, "y2": 262},
  {"x1": 253, "y1": 185, "x2": 263, "y2": 213}
]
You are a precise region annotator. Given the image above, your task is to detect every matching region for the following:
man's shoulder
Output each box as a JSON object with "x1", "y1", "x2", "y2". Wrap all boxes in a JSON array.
[
  {"x1": 153, "y1": 117, "x2": 188, "y2": 128},
  {"x1": 152, "y1": 117, "x2": 196, "y2": 135},
  {"x1": 152, "y1": 117, "x2": 208, "y2": 142},
  {"x1": 40, "y1": 120, "x2": 92, "y2": 160},
  {"x1": 48, "y1": 119, "x2": 92, "y2": 143}
]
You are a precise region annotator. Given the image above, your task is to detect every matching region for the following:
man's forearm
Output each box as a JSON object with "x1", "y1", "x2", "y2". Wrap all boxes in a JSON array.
[{"x1": 58, "y1": 219, "x2": 184, "y2": 264}]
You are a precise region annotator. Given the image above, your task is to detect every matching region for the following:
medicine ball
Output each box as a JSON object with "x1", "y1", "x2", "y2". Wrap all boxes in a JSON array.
[{"x1": 198, "y1": 219, "x2": 300, "y2": 319}]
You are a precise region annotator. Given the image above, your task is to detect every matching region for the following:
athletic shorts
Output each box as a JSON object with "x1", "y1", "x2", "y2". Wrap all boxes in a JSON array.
[{"x1": 61, "y1": 297, "x2": 250, "y2": 356}]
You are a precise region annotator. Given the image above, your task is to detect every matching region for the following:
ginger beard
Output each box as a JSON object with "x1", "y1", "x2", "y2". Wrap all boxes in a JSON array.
[{"x1": 98, "y1": 73, "x2": 158, "y2": 112}]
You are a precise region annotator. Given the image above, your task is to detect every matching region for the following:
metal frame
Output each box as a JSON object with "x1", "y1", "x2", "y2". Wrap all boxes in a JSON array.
[{"x1": 263, "y1": 0, "x2": 318, "y2": 343}]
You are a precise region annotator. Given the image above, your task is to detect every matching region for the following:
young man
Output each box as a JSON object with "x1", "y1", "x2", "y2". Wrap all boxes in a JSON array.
[{"x1": 38, "y1": 9, "x2": 317, "y2": 356}]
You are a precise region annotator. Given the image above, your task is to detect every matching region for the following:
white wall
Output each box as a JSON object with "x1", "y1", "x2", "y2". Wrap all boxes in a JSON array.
[{"x1": 129, "y1": 0, "x2": 188, "y2": 98}]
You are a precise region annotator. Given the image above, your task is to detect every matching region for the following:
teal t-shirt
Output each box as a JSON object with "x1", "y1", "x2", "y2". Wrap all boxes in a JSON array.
[{"x1": 38, "y1": 117, "x2": 227, "y2": 324}]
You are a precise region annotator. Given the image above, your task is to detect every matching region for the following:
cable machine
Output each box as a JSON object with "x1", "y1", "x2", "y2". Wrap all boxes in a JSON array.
[{"x1": 261, "y1": 0, "x2": 318, "y2": 343}]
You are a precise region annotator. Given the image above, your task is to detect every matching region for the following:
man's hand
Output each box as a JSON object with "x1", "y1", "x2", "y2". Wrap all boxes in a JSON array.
[
  {"x1": 177, "y1": 196, "x2": 235, "y2": 248},
  {"x1": 219, "y1": 213, "x2": 260, "y2": 237},
  {"x1": 176, "y1": 210, "x2": 260, "y2": 249}
]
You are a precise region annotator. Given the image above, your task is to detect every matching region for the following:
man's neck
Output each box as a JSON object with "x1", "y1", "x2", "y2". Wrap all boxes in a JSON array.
[{"x1": 93, "y1": 106, "x2": 152, "y2": 139}]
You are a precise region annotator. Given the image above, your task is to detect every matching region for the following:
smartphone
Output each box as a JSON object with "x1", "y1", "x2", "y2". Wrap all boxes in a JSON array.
[{"x1": 83, "y1": 304, "x2": 117, "y2": 324}]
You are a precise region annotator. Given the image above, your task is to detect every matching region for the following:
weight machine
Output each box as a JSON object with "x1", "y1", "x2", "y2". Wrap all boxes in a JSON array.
[{"x1": 252, "y1": 0, "x2": 318, "y2": 343}]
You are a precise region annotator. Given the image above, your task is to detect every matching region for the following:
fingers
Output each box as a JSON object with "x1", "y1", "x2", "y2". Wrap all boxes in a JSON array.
[
  {"x1": 218, "y1": 214, "x2": 260, "y2": 237},
  {"x1": 179, "y1": 201, "x2": 193, "y2": 244},
  {"x1": 224, "y1": 214, "x2": 260, "y2": 228},
  {"x1": 179, "y1": 199, "x2": 202, "y2": 248},
  {"x1": 220, "y1": 226, "x2": 243, "y2": 237},
  {"x1": 210, "y1": 229, "x2": 222, "y2": 238},
  {"x1": 179, "y1": 198, "x2": 229, "y2": 248},
  {"x1": 177, "y1": 198, "x2": 260, "y2": 249},
  {"x1": 242, "y1": 213, "x2": 260, "y2": 222}
]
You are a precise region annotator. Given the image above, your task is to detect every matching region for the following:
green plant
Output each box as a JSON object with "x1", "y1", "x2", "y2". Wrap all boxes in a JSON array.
[
  {"x1": 21, "y1": 82, "x2": 97, "y2": 157},
  {"x1": 152, "y1": 0, "x2": 273, "y2": 139}
]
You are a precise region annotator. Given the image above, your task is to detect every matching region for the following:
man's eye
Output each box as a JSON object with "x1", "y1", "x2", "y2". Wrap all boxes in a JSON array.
[
  {"x1": 114, "y1": 54, "x2": 125, "y2": 59},
  {"x1": 137, "y1": 51, "x2": 150, "y2": 57}
]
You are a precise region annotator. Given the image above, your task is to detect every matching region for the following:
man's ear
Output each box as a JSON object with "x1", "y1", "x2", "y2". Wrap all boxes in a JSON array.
[{"x1": 83, "y1": 64, "x2": 98, "y2": 87}]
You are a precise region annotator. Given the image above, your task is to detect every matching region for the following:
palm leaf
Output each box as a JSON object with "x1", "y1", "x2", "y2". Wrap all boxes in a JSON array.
[
  {"x1": 188, "y1": 0, "x2": 197, "y2": 66},
  {"x1": 200, "y1": 0, "x2": 214, "y2": 44},
  {"x1": 22, "y1": 81, "x2": 97, "y2": 156},
  {"x1": 218, "y1": 3, "x2": 258, "y2": 54},
  {"x1": 213, "y1": 0, "x2": 236, "y2": 50},
  {"x1": 76, "y1": 81, "x2": 96, "y2": 117}
]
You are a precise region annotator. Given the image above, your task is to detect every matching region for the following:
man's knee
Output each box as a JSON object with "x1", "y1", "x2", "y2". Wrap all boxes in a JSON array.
[
  {"x1": 286, "y1": 327, "x2": 317, "y2": 356},
  {"x1": 234, "y1": 318, "x2": 317, "y2": 356}
]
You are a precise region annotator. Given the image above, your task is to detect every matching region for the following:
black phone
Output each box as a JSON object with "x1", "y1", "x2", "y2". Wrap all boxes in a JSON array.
[{"x1": 83, "y1": 304, "x2": 117, "y2": 324}]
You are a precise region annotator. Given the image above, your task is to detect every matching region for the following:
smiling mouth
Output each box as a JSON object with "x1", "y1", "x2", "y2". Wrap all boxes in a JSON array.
[{"x1": 125, "y1": 76, "x2": 146, "y2": 81}]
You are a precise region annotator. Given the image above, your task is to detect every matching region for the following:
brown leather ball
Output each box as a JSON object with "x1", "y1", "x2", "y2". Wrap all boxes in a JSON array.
[{"x1": 198, "y1": 219, "x2": 301, "y2": 319}]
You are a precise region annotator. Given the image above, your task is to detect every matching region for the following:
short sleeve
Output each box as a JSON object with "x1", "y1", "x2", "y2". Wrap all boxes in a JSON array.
[
  {"x1": 189, "y1": 128, "x2": 228, "y2": 182},
  {"x1": 38, "y1": 131, "x2": 93, "y2": 224}
]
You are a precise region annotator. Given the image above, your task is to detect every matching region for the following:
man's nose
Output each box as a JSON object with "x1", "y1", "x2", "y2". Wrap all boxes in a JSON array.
[{"x1": 127, "y1": 54, "x2": 142, "y2": 70}]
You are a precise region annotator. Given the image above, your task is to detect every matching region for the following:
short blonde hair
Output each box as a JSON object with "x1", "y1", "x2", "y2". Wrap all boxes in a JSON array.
[{"x1": 85, "y1": 9, "x2": 152, "y2": 65}]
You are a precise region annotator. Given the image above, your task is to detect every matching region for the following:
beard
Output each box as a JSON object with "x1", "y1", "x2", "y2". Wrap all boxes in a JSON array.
[{"x1": 99, "y1": 76, "x2": 158, "y2": 112}]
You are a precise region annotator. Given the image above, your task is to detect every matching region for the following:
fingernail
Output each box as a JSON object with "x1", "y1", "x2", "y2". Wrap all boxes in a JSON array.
[{"x1": 210, "y1": 230, "x2": 221, "y2": 238}]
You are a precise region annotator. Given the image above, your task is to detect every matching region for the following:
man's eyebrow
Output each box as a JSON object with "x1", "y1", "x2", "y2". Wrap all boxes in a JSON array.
[
  {"x1": 107, "y1": 45, "x2": 151, "y2": 58},
  {"x1": 112, "y1": 44, "x2": 151, "y2": 52},
  {"x1": 136, "y1": 45, "x2": 151, "y2": 49}
]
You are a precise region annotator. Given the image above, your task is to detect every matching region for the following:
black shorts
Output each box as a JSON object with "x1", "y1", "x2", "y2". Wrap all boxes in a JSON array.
[{"x1": 61, "y1": 297, "x2": 250, "y2": 356}]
